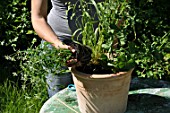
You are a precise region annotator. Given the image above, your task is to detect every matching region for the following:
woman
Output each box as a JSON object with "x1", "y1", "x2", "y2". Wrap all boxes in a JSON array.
[
  {"x1": 31, "y1": 0, "x2": 99, "y2": 97},
  {"x1": 31, "y1": 0, "x2": 79, "y2": 97}
]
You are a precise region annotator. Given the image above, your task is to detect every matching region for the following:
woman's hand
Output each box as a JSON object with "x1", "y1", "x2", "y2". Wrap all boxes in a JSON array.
[
  {"x1": 52, "y1": 40, "x2": 78, "y2": 67},
  {"x1": 66, "y1": 45, "x2": 78, "y2": 67},
  {"x1": 66, "y1": 42, "x2": 92, "y2": 67}
]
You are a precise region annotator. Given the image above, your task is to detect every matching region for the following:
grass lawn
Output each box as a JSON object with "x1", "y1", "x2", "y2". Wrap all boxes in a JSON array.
[
  {"x1": 0, "y1": 60, "x2": 48, "y2": 113},
  {"x1": 0, "y1": 80, "x2": 48, "y2": 113}
]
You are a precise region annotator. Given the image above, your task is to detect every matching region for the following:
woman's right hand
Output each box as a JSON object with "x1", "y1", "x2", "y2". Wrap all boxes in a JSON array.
[
  {"x1": 66, "y1": 45, "x2": 78, "y2": 67},
  {"x1": 53, "y1": 39, "x2": 75, "y2": 52}
]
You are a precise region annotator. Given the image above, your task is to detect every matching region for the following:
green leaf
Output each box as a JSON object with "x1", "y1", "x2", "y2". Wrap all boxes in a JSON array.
[
  {"x1": 118, "y1": 62, "x2": 125, "y2": 69},
  {"x1": 26, "y1": 30, "x2": 34, "y2": 34},
  {"x1": 129, "y1": 42, "x2": 136, "y2": 53},
  {"x1": 164, "y1": 53, "x2": 170, "y2": 61},
  {"x1": 102, "y1": 44, "x2": 110, "y2": 49},
  {"x1": 100, "y1": 54, "x2": 108, "y2": 60}
]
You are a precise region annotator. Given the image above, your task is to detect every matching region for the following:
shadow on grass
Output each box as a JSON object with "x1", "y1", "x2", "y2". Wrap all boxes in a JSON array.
[
  {"x1": 127, "y1": 77, "x2": 170, "y2": 112},
  {"x1": 126, "y1": 93, "x2": 170, "y2": 113},
  {"x1": 130, "y1": 77, "x2": 170, "y2": 91}
]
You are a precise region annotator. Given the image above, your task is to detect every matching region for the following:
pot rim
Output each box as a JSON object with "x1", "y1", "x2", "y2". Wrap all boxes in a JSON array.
[{"x1": 71, "y1": 67, "x2": 134, "y2": 79}]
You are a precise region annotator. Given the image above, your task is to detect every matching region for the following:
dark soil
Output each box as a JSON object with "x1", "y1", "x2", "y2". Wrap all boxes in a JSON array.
[{"x1": 76, "y1": 64, "x2": 113, "y2": 74}]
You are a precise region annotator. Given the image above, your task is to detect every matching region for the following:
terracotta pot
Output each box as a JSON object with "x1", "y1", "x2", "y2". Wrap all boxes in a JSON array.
[{"x1": 71, "y1": 68, "x2": 134, "y2": 113}]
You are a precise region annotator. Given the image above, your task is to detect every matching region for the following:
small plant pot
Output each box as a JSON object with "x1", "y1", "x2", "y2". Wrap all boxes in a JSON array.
[
  {"x1": 46, "y1": 73, "x2": 73, "y2": 97},
  {"x1": 71, "y1": 68, "x2": 134, "y2": 113}
]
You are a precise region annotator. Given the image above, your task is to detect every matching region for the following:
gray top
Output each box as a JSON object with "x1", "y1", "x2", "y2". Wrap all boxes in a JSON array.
[
  {"x1": 47, "y1": 0, "x2": 72, "y2": 41},
  {"x1": 47, "y1": 0, "x2": 101, "y2": 42}
]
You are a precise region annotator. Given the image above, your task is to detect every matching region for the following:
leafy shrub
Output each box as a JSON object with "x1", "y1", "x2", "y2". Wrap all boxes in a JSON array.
[
  {"x1": 129, "y1": 0, "x2": 170, "y2": 80},
  {"x1": 69, "y1": 0, "x2": 136, "y2": 73},
  {"x1": 0, "y1": 0, "x2": 39, "y2": 82},
  {"x1": 0, "y1": 0, "x2": 37, "y2": 51},
  {"x1": 69, "y1": 0, "x2": 170, "y2": 79},
  {"x1": 7, "y1": 40, "x2": 72, "y2": 91}
]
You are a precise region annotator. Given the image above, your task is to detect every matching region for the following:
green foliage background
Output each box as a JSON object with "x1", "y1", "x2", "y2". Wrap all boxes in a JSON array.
[
  {"x1": 129, "y1": 0, "x2": 170, "y2": 80},
  {"x1": 0, "y1": 0, "x2": 38, "y2": 82},
  {"x1": 0, "y1": 0, "x2": 169, "y2": 81},
  {"x1": 0, "y1": 0, "x2": 46, "y2": 112}
]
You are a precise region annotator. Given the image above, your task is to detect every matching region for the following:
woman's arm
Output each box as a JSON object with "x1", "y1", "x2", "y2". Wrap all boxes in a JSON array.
[{"x1": 31, "y1": 0, "x2": 69, "y2": 49}]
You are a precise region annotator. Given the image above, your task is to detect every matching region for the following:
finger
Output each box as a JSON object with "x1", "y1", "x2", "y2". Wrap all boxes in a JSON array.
[
  {"x1": 66, "y1": 59, "x2": 78, "y2": 67},
  {"x1": 67, "y1": 59, "x2": 77, "y2": 64},
  {"x1": 68, "y1": 46, "x2": 76, "y2": 53}
]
